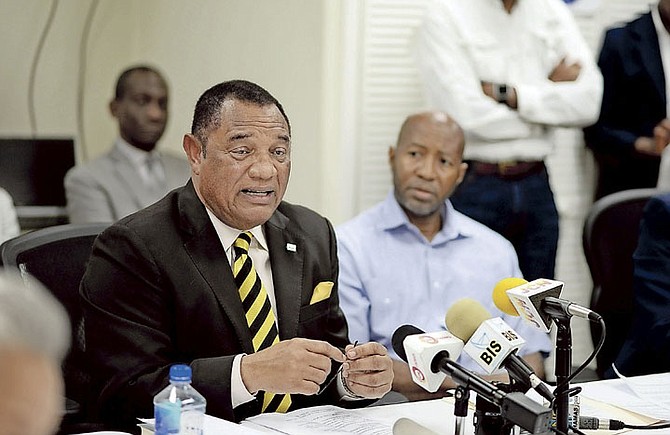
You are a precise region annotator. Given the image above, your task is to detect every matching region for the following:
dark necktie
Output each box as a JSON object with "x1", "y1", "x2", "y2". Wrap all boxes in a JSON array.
[{"x1": 233, "y1": 232, "x2": 292, "y2": 413}]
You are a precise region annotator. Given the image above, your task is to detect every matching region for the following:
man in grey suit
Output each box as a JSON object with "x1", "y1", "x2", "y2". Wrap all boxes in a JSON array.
[
  {"x1": 65, "y1": 65, "x2": 190, "y2": 224},
  {"x1": 80, "y1": 80, "x2": 393, "y2": 431}
]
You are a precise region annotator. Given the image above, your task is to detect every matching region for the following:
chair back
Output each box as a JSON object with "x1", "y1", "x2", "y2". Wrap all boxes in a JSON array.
[
  {"x1": 582, "y1": 188, "x2": 658, "y2": 377},
  {"x1": 0, "y1": 223, "x2": 109, "y2": 427}
]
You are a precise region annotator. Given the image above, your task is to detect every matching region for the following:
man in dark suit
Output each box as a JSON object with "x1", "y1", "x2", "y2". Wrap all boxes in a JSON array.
[
  {"x1": 610, "y1": 192, "x2": 670, "y2": 377},
  {"x1": 80, "y1": 80, "x2": 393, "y2": 431},
  {"x1": 584, "y1": 1, "x2": 670, "y2": 200}
]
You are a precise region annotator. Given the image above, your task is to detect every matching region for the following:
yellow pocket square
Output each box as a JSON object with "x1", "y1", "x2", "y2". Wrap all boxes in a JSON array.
[{"x1": 310, "y1": 281, "x2": 334, "y2": 305}]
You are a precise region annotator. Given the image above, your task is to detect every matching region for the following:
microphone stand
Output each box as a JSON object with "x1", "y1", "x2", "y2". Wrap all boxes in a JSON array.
[
  {"x1": 553, "y1": 316, "x2": 572, "y2": 434},
  {"x1": 453, "y1": 386, "x2": 470, "y2": 435}
]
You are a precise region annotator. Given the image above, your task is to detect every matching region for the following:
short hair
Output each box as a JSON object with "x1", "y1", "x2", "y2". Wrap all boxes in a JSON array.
[
  {"x1": 190, "y1": 80, "x2": 291, "y2": 150},
  {"x1": 114, "y1": 65, "x2": 167, "y2": 101},
  {"x1": 0, "y1": 270, "x2": 70, "y2": 362}
]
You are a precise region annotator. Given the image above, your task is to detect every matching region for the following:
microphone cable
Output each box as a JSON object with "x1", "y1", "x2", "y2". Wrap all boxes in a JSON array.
[
  {"x1": 616, "y1": 421, "x2": 670, "y2": 430},
  {"x1": 549, "y1": 316, "x2": 605, "y2": 419},
  {"x1": 557, "y1": 316, "x2": 606, "y2": 391},
  {"x1": 570, "y1": 417, "x2": 670, "y2": 432}
]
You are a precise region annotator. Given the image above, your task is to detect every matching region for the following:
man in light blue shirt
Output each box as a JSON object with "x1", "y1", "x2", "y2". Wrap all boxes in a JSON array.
[{"x1": 337, "y1": 111, "x2": 552, "y2": 400}]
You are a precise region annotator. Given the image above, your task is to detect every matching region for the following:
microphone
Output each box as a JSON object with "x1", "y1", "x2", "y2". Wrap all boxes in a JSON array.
[
  {"x1": 493, "y1": 278, "x2": 602, "y2": 332},
  {"x1": 392, "y1": 417, "x2": 439, "y2": 435},
  {"x1": 391, "y1": 325, "x2": 464, "y2": 393},
  {"x1": 445, "y1": 298, "x2": 554, "y2": 402},
  {"x1": 392, "y1": 325, "x2": 552, "y2": 434}
]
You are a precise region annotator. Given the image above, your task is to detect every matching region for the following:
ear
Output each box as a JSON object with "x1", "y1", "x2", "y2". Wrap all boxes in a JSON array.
[
  {"x1": 109, "y1": 100, "x2": 119, "y2": 118},
  {"x1": 456, "y1": 161, "x2": 468, "y2": 185},
  {"x1": 388, "y1": 146, "x2": 396, "y2": 167},
  {"x1": 183, "y1": 134, "x2": 203, "y2": 175}
]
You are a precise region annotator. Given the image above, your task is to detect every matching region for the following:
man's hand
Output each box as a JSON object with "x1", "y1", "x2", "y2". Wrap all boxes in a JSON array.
[
  {"x1": 654, "y1": 119, "x2": 670, "y2": 154},
  {"x1": 635, "y1": 119, "x2": 670, "y2": 156},
  {"x1": 549, "y1": 58, "x2": 582, "y2": 82},
  {"x1": 341, "y1": 342, "x2": 394, "y2": 399},
  {"x1": 549, "y1": 57, "x2": 581, "y2": 82},
  {"x1": 240, "y1": 338, "x2": 345, "y2": 395}
]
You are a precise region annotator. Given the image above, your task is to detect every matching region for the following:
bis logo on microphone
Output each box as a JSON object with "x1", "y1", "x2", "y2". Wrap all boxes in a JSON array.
[
  {"x1": 463, "y1": 317, "x2": 525, "y2": 374},
  {"x1": 478, "y1": 328, "x2": 520, "y2": 365}
]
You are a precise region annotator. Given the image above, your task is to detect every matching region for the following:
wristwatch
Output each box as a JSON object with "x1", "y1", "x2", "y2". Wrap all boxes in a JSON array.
[{"x1": 495, "y1": 83, "x2": 508, "y2": 104}]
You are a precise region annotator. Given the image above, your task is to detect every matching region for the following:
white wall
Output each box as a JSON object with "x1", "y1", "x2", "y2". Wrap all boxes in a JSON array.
[{"x1": 0, "y1": 0, "x2": 338, "y2": 215}]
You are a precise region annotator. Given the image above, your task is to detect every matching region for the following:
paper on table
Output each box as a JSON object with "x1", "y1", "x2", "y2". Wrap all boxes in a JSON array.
[
  {"x1": 75, "y1": 432, "x2": 136, "y2": 435},
  {"x1": 242, "y1": 397, "x2": 467, "y2": 435},
  {"x1": 579, "y1": 396, "x2": 658, "y2": 434},
  {"x1": 242, "y1": 405, "x2": 392, "y2": 435},
  {"x1": 577, "y1": 370, "x2": 670, "y2": 421},
  {"x1": 139, "y1": 414, "x2": 269, "y2": 434}
]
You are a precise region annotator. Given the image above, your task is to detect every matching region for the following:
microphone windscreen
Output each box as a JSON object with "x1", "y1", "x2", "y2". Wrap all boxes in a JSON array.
[
  {"x1": 492, "y1": 277, "x2": 528, "y2": 316},
  {"x1": 391, "y1": 324, "x2": 424, "y2": 362},
  {"x1": 393, "y1": 417, "x2": 439, "y2": 435},
  {"x1": 445, "y1": 298, "x2": 491, "y2": 342}
]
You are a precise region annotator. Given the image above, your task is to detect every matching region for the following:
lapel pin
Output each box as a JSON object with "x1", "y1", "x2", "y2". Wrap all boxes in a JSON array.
[{"x1": 286, "y1": 243, "x2": 297, "y2": 252}]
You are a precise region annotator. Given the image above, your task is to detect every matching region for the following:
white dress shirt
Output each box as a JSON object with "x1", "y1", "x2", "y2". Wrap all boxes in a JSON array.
[
  {"x1": 205, "y1": 209, "x2": 357, "y2": 409},
  {"x1": 205, "y1": 209, "x2": 276, "y2": 408},
  {"x1": 416, "y1": 0, "x2": 603, "y2": 162}
]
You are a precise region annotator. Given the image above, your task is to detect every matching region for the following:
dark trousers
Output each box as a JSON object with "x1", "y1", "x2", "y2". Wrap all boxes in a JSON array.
[{"x1": 450, "y1": 164, "x2": 559, "y2": 281}]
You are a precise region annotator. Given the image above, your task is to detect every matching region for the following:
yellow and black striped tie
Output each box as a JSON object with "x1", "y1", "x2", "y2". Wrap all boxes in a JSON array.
[{"x1": 233, "y1": 232, "x2": 292, "y2": 413}]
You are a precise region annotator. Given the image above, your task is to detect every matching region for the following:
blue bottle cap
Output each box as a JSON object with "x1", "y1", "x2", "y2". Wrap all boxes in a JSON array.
[{"x1": 169, "y1": 364, "x2": 192, "y2": 382}]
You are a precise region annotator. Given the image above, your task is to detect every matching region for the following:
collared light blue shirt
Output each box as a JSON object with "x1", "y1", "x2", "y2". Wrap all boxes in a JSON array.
[{"x1": 336, "y1": 191, "x2": 552, "y2": 373}]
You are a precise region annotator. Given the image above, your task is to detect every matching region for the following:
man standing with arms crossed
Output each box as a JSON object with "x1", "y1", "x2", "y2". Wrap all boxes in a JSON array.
[{"x1": 416, "y1": 0, "x2": 603, "y2": 281}]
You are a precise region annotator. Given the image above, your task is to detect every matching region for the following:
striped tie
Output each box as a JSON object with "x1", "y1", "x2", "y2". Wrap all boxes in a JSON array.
[{"x1": 233, "y1": 232, "x2": 292, "y2": 413}]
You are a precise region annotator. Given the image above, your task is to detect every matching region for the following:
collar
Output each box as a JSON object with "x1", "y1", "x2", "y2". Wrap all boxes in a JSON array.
[
  {"x1": 378, "y1": 190, "x2": 471, "y2": 244},
  {"x1": 114, "y1": 137, "x2": 161, "y2": 168},
  {"x1": 204, "y1": 207, "x2": 268, "y2": 254}
]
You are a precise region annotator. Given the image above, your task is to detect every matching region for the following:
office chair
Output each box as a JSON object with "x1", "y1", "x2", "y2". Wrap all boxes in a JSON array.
[
  {"x1": 582, "y1": 188, "x2": 658, "y2": 378},
  {"x1": 0, "y1": 223, "x2": 109, "y2": 433}
]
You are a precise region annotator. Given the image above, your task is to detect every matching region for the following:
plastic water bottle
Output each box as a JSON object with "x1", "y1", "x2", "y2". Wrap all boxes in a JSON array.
[{"x1": 154, "y1": 364, "x2": 207, "y2": 435}]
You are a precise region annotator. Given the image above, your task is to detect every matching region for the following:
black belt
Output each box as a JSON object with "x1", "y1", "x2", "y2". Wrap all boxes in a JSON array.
[{"x1": 468, "y1": 160, "x2": 545, "y2": 180}]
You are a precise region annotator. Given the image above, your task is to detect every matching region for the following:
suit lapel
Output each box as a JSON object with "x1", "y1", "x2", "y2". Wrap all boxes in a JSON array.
[
  {"x1": 178, "y1": 182, "x2": 255, "y2": 354},
  {"x1": 264, "y1": 211, "x2": 304, "y2": 340},
  {"x1": 633, "y1": 13, "x2": 666, "y2": 105}
]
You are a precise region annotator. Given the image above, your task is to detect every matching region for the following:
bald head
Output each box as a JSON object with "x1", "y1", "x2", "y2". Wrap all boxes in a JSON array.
[
  {"x1": 389, "y1": 111, "x2": 468, "y2": 232},
  {"x1": 0, "y1": 271, "x2": 70, "y2": 435},
  {"x1": 396, "y1": 111, "x2": 465, "y2": 157}
]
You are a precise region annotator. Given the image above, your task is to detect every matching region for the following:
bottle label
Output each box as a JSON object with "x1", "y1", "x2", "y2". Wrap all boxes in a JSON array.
[
  {"x1": 181, "y1": 410, "x2": 205, "y2": 435},
  {"x1": 155, "y1": 401, "x2": 181, "y2": 435}
]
